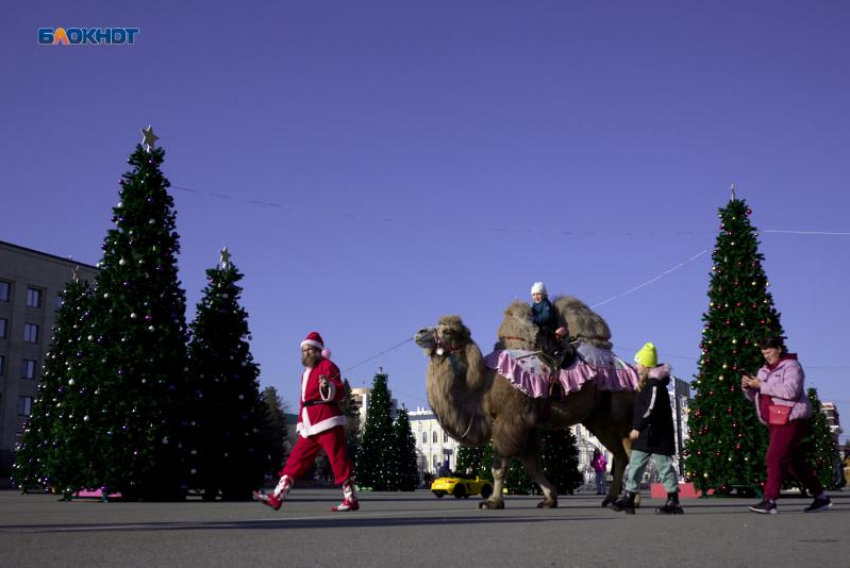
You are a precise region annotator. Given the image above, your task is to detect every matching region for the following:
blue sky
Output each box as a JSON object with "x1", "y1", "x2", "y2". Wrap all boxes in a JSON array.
[{"x1": 2, "y1": 1, "x2": 848, "y2": 440}]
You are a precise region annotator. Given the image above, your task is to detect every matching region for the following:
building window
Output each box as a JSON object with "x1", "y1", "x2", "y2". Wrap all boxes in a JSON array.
[
  {"x1": 21, "y1": 359, "x2": 37, "y2": 380},
  {"x1": 432, "y1": 431, "x2": 438, "y2": 444},
  {"x1": 0, "y1": 354, "x2": 5, "y2": 375},
  {"x1": 27, "y1": 288, "x2": 43, "y2": 308},
  {"x1": 443, "y1": 432, "x2": 449, "y2": 443},
  {"x1": 433, "y1": 455, "x2": 440, "y2": 469},
  {"x1": 0, "y1": 317, "x2": 7, "y2": 338},
  {"x1": 0, "y1": 280, "x2": 10, "y2": 302},
  {"x1": 18, "y1": 396, "x2": 33, "y2": 417},
  {"x1": 23, "y1": 323, "x2": 39, "y2": 343},
  {"x1": 422, "y1": 432, "x2": 427, "y2": 444}
]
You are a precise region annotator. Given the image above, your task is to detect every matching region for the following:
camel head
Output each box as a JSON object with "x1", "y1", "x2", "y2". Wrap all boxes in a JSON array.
[
  {"x1": 416, "y1": 315, "x2": 472, "y2": 356},
  {"x1": 417, "y1": 315, "x2": 484, "y2": 392}
]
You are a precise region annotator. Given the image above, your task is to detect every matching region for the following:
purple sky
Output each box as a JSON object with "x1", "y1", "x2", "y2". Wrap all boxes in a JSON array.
[{"x1": 3, "y1": 2, "x2": 849, "y2": 441}]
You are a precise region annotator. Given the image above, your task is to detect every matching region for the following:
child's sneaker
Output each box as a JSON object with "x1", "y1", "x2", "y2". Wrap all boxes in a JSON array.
[
  {"x1": 749, "y1": 499, "x2": 778, "y2": 515},
  {"x1": 803, "y1": 496, "x2": 832, "y2": 513},
  {"x1": 254, "y1": 491, "x2": 283, "y2": 511}
]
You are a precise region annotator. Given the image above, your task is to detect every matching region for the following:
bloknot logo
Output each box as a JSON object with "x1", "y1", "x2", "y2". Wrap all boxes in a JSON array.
[{"x1": 38, "y1": 27, "x2": 140, "y2": 46}]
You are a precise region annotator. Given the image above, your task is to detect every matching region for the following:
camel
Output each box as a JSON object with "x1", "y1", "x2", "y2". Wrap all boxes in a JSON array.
[{"x1": 415, "y1": 296, "x2": 636, "y2": 509}]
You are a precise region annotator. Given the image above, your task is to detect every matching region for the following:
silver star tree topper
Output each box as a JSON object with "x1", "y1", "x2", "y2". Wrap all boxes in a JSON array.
[
  {"x1": 141, "y1": 125, "x2": 159, "y2": 152},
  {"x1": 220, "y1": 247, "x2": 231, "y2": 268},
  {"x1": 730, "y1": 182, "x2": 736, "y2": 201}
]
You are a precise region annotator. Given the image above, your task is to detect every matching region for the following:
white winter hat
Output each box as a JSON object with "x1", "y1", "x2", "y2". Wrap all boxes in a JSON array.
[{"x1": 531, "y1": 282, "x2": 547, "y2": 295}]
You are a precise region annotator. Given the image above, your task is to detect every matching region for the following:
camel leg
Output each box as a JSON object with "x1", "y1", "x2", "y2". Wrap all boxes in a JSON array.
[
  {"x1": 517, "y1": 451, "x2": 558, "y2": 508},
  {"x1": 480, "y1": 454, "x2": 509, "y2": 510}
]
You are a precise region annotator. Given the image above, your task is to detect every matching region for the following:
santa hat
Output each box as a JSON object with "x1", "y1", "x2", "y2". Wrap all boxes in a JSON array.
[{"x1": 301, "y1": 332, "x2": 331, "y2": 359}]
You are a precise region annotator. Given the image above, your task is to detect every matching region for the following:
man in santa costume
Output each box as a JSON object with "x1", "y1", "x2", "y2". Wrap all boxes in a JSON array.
[{"x1": 254, "y1": 332, "x2": 359, "y2": 512}]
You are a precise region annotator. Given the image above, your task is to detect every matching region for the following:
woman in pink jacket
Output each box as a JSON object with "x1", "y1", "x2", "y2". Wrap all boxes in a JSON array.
[{"x1": 741, "y1": 336, "x2": 832, "y2": 515}]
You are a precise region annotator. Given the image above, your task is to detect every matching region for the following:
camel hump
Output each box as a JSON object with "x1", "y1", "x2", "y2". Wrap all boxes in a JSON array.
[
  {"x1": 495, "y1": 300, "x2": 537, "y2": 351},
  {"x1": 551, "y1": 295, "x2": 612, "y2": 349}
]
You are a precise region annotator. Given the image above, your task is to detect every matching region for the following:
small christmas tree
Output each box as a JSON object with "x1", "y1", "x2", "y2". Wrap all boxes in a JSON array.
[
  {"x1": 340, "y1": 379, "x2": 361, "y2": 469},
  {"x1": 685, "y1": 190, "x2": 783, "y2": 495},
  {"x1": 258, "y1": 386, "x2": 291, "y2": 478},
  {"x1": 539, "y1": 429, "x2": 582, "y2": 495},
  {"x1": 13, "y1": 276, "x2": 94, "y2": 493},
  {"x1": 803, "y1": 387, "x2": 839, "y2": 490},
  {"x1": 456, "y1": 445, "x2": 492, "y2": 480},
  {"x1": 393, "y1": 407, "x2": 420, "y2": 491},
  {"x1": 186, "y1": 250, "x2": 264, "y2": 500},
  {"x1": 354, "y1": 370, "x2": 397, "y2": 490}
]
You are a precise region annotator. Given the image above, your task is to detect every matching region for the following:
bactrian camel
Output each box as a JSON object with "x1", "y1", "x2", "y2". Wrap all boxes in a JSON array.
[{"x1": 415, "y1": 296, "x2": 636, "y2": 509}]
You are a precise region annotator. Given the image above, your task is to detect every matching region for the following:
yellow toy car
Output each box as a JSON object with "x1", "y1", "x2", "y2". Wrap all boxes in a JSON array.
[{"x1": 430, "y1": 475, "x2": 494, "y2": 499}]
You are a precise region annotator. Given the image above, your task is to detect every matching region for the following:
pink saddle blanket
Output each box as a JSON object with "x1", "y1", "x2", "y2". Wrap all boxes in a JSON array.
[{"x1": 483, "y1": 343, "x2": 639, "y2": 399}]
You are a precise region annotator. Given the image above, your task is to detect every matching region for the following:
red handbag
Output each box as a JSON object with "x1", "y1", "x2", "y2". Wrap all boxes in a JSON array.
[{"x1": 767, "y1": 404, "x2": 793, "y2": 426}]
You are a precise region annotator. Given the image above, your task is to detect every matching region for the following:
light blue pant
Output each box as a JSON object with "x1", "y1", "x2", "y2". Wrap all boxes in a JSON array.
[{"x1": 624, "y1": 450, "x2": 678, "y2": 494}]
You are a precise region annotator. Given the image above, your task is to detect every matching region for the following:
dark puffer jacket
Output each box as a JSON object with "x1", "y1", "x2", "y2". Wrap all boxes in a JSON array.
[{"x1": 631, "y1": 364, "x2": 676, "y2": 456}]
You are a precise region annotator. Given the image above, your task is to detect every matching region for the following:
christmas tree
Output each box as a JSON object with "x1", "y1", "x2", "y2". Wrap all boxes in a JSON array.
[
  {"x1": 454, "y1": 429, "x2": 581, "y2": 495},
  {"x1": 186, "y1": 250, "x2": 265, "y2": 500},
  {"x1": 685, "y1": 190, "x2": 783, "y2": 495},
  {"x1": 392, "y1": 407, "x2": 420, "y2": 491},
  {"x1": 258, "y1": 386, "x2": 291, "y2": 478},
  {"x1": 539, "y1": 429, "x2": 582, "y2": 495},
  {"x1": 354, "y1": 370, "x2": 398, "y2": 490},
  {"x1": 803, "y1": 387, "x2": 839, "y2": 490},
  {"x1": 86, "y1": 127, "x2": 190, "y2": 500},
  {"x1": 13, "y1": 275, "x2": 95, "y2": 493},
  {"x1": 340, "y1": 379, "x2": 362, "y2": 469},
  {"x1": 456, "y1": 445, "x2": 492, "y2": 479}
]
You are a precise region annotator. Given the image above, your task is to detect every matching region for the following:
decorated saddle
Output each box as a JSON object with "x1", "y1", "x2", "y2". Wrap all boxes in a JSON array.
[{"x1": 483, "y1": 342, "x2": 639, "y2": 399}]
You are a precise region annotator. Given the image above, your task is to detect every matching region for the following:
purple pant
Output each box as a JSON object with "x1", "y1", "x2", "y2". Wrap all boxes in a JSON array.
[{"x1": 764, "y1": 419, "x2": 823, "y2": 501}]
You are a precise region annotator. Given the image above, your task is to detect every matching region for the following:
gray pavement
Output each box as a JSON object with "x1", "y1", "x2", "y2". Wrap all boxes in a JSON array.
[{"x1": 0, "y1": 488, "x2": 847, "y2": 568}]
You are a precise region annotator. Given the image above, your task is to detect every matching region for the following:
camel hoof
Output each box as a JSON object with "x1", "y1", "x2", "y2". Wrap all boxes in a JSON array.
[
  {"x1": 536, "y1": 499, "x2": 558, "y2": 509},
  {"x1": 479, "y1": 500, "x2": 504, "y2": 510},
  {"x1": 601, "y1": 497, "x2": 613, "y2": 507}
]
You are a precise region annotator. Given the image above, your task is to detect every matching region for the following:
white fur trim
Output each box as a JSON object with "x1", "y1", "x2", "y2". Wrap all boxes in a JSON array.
[
  {"x1": 297, "y1": 413, "x2": 347, "y2": 437},
  {"x1": 643, "y1": 385, "x2": 657, "y2": 418},
  {"x1": 301, "y1": 368, "x2": 310, "y2": 401},
  {"x1": 301, "y1": 339, "x2": 323, "y2": 350}
]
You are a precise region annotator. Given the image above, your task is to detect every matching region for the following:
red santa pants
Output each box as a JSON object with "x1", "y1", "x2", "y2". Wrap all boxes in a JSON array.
[
  {"x1": 281, "y1": 426, "x2": 352, "y2": 485},
  {"x1": 763, "y1": 419, "x2": 824, "y2": 501}
]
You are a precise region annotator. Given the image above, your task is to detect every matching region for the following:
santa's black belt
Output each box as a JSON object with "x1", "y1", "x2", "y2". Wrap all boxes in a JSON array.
[{"x1": 303, "y1": 400, "x2": 338, "y2": 407}]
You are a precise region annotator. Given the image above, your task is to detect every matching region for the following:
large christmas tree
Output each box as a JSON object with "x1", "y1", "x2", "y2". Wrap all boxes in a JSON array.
[
  {"x1": 685, "y1": 191, "x2": 783, "y2": 494},
  {"x1": 86, "y1": 128, "x2": 190, "y2": 500},
  {"x1": 392, "y1": 407, "x2": 420, "y2": 491},
  {"x1": 354, "y1": 370, "x2": 398, "y2": 490},
  {"x1": 13, "y1": 275, "x2": 94, "y2": 493},
  {"x1": 186, "y1": 250, "x2": 265, "y2": 500}
]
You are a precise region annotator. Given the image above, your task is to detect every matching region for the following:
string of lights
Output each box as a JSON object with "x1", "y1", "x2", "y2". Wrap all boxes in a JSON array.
[{"x1": 171, "y1": 184, "x2": 849, "y2": 374}]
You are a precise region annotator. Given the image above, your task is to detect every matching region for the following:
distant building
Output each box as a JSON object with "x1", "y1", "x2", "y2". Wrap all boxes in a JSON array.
[
  {"x1": 821, "y1": 402, "x2": 842, "y2": 441},
  {"x1": 0, "y1": 240, "x2": 98, "y2": 478},
  {"x1": 409, "y1": 407, "x2": 461, "y2": 475}
]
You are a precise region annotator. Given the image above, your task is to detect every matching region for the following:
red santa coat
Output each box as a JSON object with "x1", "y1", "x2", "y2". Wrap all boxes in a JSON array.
[{"x1": 297, "y1": 358, "x2": 347, "y2": 437}]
